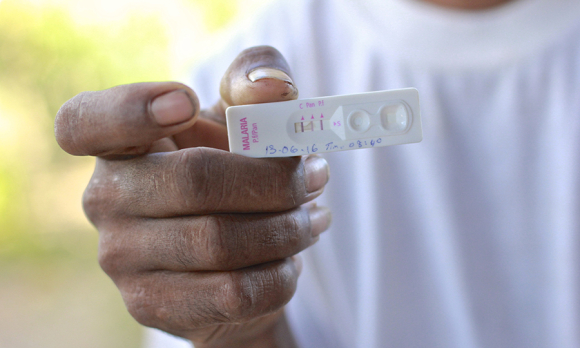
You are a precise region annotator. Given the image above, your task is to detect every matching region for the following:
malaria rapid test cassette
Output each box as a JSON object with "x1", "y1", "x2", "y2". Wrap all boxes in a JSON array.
[{"x1": 226, "y1": 88, "x2": 422, "y2": 158}]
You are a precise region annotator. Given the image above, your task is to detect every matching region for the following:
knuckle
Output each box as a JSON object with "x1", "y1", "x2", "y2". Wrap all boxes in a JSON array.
[
  {"x1": 123, "y1": 287, "x2": 161, "y2": 328},
  {"x1": 124, "y1": 280, "x2": 211, "y2": 331},
  {"x1": 216, "y1": 265, "x2": 297, "y2": 323},
  {"x1": 228, "y1": 156, "x2": 304, "y2": 211},
  {"x1": 215, "y1": 273, "x2": 255, "y2": 322},
  {"x1": 201, "y1": 215, "x2": 240, "y2": 270},
  {"x1": 82, "y1": 178, "x2": 105, "y2": 224},
  {"x1": 122, "y1": 279, "x2": 191, "y2": 331},
  {"x1": 82, "y1": 162, "x2": 121, "y2": 224},
  {"x1": 257, "y1": 213, "x2": 302, "y2": 250},
  {"x1": 82, "y1": 184, "x2": 98, "y2": 222},
  {"x1": 174, "y1": 149, "x2": 216, "y2": 212},
  {"x1": 268, "y1": 159, "x2": 305, "y2": 209},
  {"x1": 276, "y1": 212, "x2": 305, "y2": 250},
  {"x1": 97, "y1": 231, "x2": 126, "y2": 276},
  {"x1": 171, "y1": 226, "x2": 200, "y2": 269},
  {"x1": 126, "y1": 305, "x2": 155, "y2": 328}
]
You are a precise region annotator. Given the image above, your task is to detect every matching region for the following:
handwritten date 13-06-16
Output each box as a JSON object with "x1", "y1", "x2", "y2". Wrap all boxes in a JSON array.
[{"x1": 264, "y1": 138, "x2": 383, "y2": 157}]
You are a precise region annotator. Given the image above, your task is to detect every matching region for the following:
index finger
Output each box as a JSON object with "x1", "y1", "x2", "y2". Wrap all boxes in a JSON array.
[
  {"x1": 55, "y1": 82, "x2": 200, "y2": 157},
  {"x1": 84, "y1": 148, "x2": 329, "y2": 218}
]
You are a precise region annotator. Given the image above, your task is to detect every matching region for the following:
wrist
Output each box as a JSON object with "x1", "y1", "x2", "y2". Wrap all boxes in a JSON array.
[{"x1": 191, "y1": 311, "x2": 298, "y2": 348}]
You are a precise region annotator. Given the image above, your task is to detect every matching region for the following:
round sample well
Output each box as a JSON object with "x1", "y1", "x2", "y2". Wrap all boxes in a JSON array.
[{"x1": 348, "y1": 110, "x2": 371, "y2": 132}]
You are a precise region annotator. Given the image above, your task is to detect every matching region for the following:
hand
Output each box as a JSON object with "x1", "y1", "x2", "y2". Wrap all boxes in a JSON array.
[{"x1": 55, "y1": 46, "x2": 331, "y2": 348}]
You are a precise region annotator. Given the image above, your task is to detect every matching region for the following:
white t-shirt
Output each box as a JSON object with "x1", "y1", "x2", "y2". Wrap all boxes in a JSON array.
[{"x1": 147, "y1": 0, "x2": 580, "y2": 347}]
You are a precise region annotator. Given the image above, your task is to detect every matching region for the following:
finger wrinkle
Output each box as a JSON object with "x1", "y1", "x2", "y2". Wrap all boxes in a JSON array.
[
  {"x1": 198, "y1": 151, "x2": 213, "y2": 208},
  {"x1": 72, "y1": 92, "x2": 87, "y2": 154},
  {"x1": 55, "y1": 92, "x2": 86, "y2": 155},
  {"x1": 176, "y1": 150, "x2": 201, "y2": 210},
  {"x1": 218, "y1": 157, "x2": 230, "y2": 210}
]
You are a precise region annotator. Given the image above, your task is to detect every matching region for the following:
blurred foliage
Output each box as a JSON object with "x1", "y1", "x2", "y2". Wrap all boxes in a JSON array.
[
  {"x1": 0, "y1": 0, "x2": 170, "y2": 125},
  {"x1": 0, "y1": 0, "x2": 241, "y2": 346},
  {"x1": 188, "y1": 0, "x2": 238, "y2": 31},
  {"x1": 0, "y1": 0, "x2": 171, "y2": 262},
  {"x1": 0, "y1": 0, "x2": 243, "y2": 263}
]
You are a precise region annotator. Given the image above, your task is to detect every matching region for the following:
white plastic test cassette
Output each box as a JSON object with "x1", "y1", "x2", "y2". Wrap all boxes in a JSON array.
[{"x1": 226, "y1": 88, "x2": 422, "y2": 158}]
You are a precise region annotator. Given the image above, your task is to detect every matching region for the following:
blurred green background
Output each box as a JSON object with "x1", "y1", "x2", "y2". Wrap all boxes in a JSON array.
[{"x1": 0, "y1": 0, "x2": 270, "y2": 346}]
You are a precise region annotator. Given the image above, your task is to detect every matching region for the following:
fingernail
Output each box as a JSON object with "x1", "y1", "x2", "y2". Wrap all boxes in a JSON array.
[
  {"x1": 151, "y1": 90, "x2": 195, "y2": 126},
  {"x1": 309, "y1": 205, "x2": 332, "y2": 237},
  {"x1": 291, "y1": 255, "x2": 303, "y2": 276},
  {"x1": 248, "y1": 67, "x2": 294, "y2": 85},
  {"x1": 304, "y1": 155, "x2": 330, "y2": 193}
]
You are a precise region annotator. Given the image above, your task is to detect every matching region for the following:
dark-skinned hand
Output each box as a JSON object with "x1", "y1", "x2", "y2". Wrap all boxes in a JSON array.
[{"x1": 55, "y1": 46, "x2": 331, "y2": 348}]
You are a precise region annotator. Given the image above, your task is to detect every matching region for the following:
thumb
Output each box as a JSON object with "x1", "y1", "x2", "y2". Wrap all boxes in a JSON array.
[{"x1": 220, "y1": 45, "x2": 299, "y2": 106}]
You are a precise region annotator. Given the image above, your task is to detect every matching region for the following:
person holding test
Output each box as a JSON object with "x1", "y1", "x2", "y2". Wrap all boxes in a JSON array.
[{"x1": 55, "y1": 0, "x2": 580, "y2": 347}]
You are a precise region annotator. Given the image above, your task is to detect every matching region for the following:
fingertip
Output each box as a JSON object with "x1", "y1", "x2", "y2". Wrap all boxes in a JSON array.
[
  {"x1": 308, "y1": 205, "x2": 332, "y2": 237},
  {"x1": 220, "y1": 46, "x2": 299, "y2": 106},
  {"x1": 291, "y1": 254, "x2": 303, "y2": 276},
  {"x1": 55, "y1": 92, "x2": 84, "y2": 155},
  {"x1": 304, "y1": 155, "x2": 330, "y2": 193}
]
